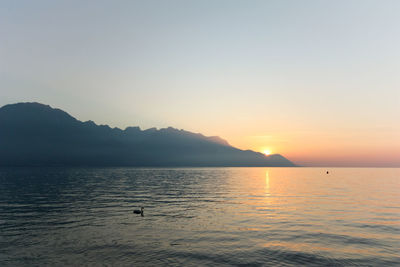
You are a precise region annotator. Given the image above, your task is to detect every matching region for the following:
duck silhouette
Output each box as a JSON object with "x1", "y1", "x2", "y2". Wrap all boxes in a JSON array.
[{"x1": 133, "y1": 207, "x2": 144, "y2": 216}]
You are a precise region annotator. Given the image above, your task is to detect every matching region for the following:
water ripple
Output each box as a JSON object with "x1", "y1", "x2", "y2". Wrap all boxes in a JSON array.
[{"x1": 0, "y1": 167, "x2": 399, "y2": 266}]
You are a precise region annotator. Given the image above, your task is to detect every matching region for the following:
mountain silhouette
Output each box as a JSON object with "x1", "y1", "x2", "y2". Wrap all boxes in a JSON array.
[{"x1": 0, "y1": 102, "x2": 296, "y2": 167}]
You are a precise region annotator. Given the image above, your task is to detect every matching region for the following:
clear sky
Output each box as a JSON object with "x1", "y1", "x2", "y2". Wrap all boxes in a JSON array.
[{"x1": 1, "y1": 0, "x2": 399, "y2": 167}]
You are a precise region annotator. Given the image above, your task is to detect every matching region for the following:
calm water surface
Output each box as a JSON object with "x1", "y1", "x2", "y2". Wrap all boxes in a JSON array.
[{"x1": 0, "y1": 167, "x2": 399, "y2": 266}]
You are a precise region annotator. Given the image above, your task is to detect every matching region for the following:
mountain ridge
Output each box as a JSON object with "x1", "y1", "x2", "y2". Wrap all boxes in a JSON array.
[{"x1": 0, "y1": 102, "x2": 296, "y2": 167}]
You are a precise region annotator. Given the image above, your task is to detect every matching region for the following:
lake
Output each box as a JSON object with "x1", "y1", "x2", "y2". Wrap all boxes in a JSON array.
[{"x1": 0, "y1": 167, "x2": 399, "y2": 266}]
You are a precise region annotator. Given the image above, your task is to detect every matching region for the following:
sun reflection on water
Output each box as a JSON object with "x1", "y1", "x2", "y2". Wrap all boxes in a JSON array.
[{"x1": 265, "y1": 170, "x2": 270, "y2": 196}]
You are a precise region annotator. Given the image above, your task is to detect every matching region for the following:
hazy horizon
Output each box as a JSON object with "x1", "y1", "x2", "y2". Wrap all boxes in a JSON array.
[{"x1": 1, "y1": 0, "x2": 399, "y2": 167}]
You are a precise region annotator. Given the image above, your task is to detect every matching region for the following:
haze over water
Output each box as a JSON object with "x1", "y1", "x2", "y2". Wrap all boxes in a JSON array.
[{"x1": 1, "y1": 167, "x2": 399, "y2": 266}]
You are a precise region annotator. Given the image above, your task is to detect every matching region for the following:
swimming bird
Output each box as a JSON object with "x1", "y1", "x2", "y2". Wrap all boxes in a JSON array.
[{"x1": 133, "y1": 207, "x2": 144, "y2": 216}]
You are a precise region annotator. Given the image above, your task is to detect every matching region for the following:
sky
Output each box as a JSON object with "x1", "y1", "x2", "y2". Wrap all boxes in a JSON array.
[{"x1": 1, "y1": 0, "x2": 400, "y2": 167}]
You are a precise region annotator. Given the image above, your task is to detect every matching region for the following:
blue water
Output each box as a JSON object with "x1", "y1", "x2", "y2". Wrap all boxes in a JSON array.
[{"x1": 0, "y1": 167, "x2": 399, "y2": 266}]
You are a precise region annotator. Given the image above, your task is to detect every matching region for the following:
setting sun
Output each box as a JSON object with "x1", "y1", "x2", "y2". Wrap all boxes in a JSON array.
[{"x1": 263, "y1": 149, "x2": 271, "y2": 156}]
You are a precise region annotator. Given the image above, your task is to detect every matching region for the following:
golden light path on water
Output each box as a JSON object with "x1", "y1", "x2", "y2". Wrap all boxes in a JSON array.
[{"x1": 228, "y1": 168, "x2": 400, "y2": 259}]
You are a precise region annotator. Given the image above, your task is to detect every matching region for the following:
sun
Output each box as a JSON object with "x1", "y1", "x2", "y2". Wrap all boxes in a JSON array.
[{"x1": 263, "y1": 149, "x2": 271, "y2": 156}]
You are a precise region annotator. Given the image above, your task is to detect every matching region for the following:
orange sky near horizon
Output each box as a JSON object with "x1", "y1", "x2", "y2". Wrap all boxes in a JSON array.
[
  {"x1": 230, "y1": 131, "x2": 400, "y2": 167},
  {"x1": 191, "y1": 117, "x2": 400, "y2": 167}
]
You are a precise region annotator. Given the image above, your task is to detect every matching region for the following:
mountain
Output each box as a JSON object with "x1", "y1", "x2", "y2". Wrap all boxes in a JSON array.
[{"x1": 0, "y1": 102, "x2": 296, "y2": 167}]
